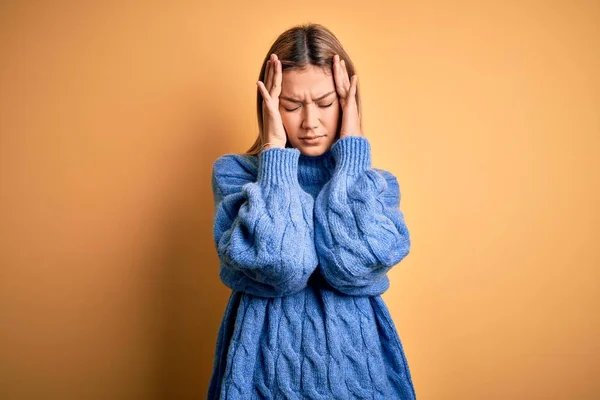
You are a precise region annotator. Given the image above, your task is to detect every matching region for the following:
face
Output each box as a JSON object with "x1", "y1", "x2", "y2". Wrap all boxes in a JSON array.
[{"x1": 279, "y1": 65, "x2": 340, "y2": 156}]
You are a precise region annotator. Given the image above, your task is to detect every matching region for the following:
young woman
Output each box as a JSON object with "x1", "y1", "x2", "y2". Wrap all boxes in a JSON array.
[{"x1": 209, "y1": 23, "x2": 416, "y2": 399}]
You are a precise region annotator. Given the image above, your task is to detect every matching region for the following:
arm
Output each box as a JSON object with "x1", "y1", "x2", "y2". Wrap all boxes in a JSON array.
[
  {"x1": 211, "y1": 147, "x2": 318, "y2": 297},
  {"x1": 314, "y1": 136, "x2": 411, "y2": 296}
]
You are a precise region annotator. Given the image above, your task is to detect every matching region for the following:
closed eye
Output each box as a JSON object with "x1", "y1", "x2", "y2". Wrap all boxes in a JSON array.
[{"x1": 283, "y1": 102, "x2": 334, "y2": 112}]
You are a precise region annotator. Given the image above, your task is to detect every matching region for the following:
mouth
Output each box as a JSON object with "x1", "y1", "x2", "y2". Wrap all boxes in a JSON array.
[{"x1": 301, "y1": 135, "x2": 326, "y2": 144}]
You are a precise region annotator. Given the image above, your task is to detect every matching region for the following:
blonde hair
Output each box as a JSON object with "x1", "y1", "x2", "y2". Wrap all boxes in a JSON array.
[{"x1": 245, "y1": 23, "x2": 363, "y2": 156}]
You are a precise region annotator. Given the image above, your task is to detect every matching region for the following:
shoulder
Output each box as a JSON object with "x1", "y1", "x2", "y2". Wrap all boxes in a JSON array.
[
  {"x1": 213, "y1": 153, "x2": 258, "y2": 178},
  {"x1": 212, "y1": 153, "x2": 259, "y2": 195},
  {"x1": 373, "y1": 168, "x2": 401, "y2": 207},
  {"x1": 373, "y1": 168, "x2": 399, "y2": 187}
]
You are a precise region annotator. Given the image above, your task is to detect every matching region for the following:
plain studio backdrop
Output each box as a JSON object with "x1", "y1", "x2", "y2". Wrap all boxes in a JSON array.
[{"x1": 0, "y1": 1, "x2": 598, "y2": 399}]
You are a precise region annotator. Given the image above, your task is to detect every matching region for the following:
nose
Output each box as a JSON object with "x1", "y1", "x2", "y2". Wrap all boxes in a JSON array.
[{"x1": 301, "y1": 103, "x2": 319, "y2": 130}]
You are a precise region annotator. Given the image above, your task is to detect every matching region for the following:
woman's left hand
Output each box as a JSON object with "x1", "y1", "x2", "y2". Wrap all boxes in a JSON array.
[{"x1": 333, "y1": 54, "x2": 364, "y2": 138}]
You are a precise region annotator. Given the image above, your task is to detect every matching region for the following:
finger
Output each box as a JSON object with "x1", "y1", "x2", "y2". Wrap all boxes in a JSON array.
[
  {"x1": 266, "y1": 57, "x2": 274, "y2": 91},
  {"x1": 267, "y1": 54, "x2": 277, "y2": 91},
  {"x1": 333, "y1": 55, "x2": 347, "y2": 98},
  {"x1": 263, "y1": 59, "x2": 271, "y2": 85},
  {"x1": 341, "y1": 59, "x2": 351, "y2": 91},
  {"x1": 271, "y1": 58, "x2": 281, "y2": 97},
  {"x1": 349, "y1": 75, "x2": 358, "y2": 101},
  {"x1": 257, "y1": 81, "x2": 271, "y2": 102}
]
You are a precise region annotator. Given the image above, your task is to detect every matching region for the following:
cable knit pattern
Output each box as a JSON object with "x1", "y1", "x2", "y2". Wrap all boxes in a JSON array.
[
  {"x1": 314, "y1": 136, "x2": 411, "y2": 296},
  {"x1": 209, "y1": 136, "x2": 416, "y2": 399},
  {"x1": 212, "y1": 147, "x2": 319, "y2": 297}
]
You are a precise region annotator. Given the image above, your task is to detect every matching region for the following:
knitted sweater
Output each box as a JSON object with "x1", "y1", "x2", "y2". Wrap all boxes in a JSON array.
[{"x1": 208, "y1": 136, "x2": 416, "y2": 399}]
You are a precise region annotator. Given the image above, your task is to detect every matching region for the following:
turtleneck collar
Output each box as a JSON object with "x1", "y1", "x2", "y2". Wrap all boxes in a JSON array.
[{"x1": 297, "y1": 148, "x2": 336, "y2": 186}]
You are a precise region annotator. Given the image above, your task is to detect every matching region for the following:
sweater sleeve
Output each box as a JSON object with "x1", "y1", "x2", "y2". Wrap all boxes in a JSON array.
[
  {"x1": 211, "y1": 147, "x2": 319, "y2": 298},
  {"x1": 314, "y1": 136, "x2": 411, "y2": 296}
]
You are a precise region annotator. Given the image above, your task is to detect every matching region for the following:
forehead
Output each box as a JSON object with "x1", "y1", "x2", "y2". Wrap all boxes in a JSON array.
[{"x1": 281, "y1": 65, "x2": 334, "y2": 98}]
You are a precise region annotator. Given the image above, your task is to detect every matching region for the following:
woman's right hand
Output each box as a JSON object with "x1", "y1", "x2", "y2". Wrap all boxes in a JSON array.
[{"x1": 257, "y1": 53, "x2": 287, "y2": 148}]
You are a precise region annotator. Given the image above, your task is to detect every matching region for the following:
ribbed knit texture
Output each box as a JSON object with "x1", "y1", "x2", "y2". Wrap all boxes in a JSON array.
[{"x1": 209, "y1": 136, "x2": 415, "y2": 399}]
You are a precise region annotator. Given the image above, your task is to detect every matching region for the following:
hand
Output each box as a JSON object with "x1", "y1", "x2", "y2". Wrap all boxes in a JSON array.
[
  {"x1": 333, "y1": 54, "x2": 364, "y2": 138},
  {"x1": 257, "y1": 53, "x2": 287, "y2": 148}
]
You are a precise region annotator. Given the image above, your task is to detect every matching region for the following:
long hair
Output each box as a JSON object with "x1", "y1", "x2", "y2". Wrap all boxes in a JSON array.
[{"x1": 245, "y1": 23, "x2": 362, "y2": 156}]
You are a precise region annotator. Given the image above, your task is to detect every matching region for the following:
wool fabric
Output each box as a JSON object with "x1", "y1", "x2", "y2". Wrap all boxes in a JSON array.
[{"x1": 208, "y1": 135, "x2": 416, "y2": 399}]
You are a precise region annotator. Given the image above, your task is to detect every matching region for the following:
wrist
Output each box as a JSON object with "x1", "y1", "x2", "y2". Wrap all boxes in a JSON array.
[
  {"x1": 262, "y1": 141, "x2": 286, "y2": 151},
  {"x1": 331, "y1": 135, "x2": 371, "y2": 175},
  {"x1": 257, "y1": 146, "x2": 301, "y2": 186}
]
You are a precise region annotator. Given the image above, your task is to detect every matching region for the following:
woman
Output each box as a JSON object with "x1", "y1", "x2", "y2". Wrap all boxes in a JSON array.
[{"x1": 209, "y1": 23, "x2": 416, "y2": 399}]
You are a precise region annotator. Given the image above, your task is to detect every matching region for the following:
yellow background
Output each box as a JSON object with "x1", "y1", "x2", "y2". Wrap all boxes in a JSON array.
[{"x1": 1, "y1": 1, "x2": 598, "y2": 398}]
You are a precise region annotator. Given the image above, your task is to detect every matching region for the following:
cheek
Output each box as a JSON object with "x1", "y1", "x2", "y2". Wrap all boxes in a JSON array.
[
  {"x1": 279, "y1": 111, "x2": 296, "y2": 127},
  {"x1": 279, "y1": 111, "x2": 300, "y2": 138},
  {"x1": 323, "y1": 107, "x2": 340, "y2": 126}
]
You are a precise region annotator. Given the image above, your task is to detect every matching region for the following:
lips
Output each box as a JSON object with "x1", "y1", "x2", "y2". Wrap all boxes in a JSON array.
[
  {"x1": 302, "y1": 136, "x2": 323, "y2": 144},
  {"x1": 301, "y1": 136, "x2": 324, "y2": 144}
]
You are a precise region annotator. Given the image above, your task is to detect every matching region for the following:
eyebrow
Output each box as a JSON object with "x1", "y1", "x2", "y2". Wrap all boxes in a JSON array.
[{"x1": 280, "y1": 90, "x2": 336, "y2": 104}]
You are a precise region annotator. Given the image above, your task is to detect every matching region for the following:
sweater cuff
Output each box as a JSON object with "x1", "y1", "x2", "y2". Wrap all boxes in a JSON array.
[
  {"x1": 257, "y1": 147, "x2": 301, "y2": 186},
  {"x1": 331, "y1": 136, "x2": 372, "y2": 175}
]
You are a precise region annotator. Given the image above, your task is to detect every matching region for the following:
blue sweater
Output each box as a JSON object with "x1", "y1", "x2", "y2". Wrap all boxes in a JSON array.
[{"x1": 208, "y1": 136, "x2": 416, "y2": 399}]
